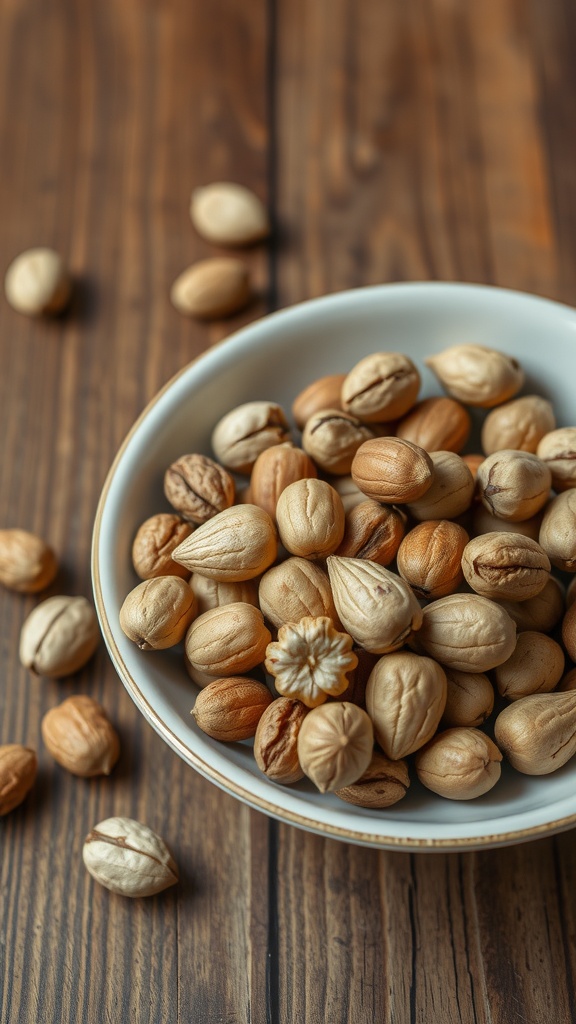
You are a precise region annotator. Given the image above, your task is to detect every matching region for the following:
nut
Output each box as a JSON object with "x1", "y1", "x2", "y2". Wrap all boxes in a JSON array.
[
  {"x1": 413, "y1": 593, "x2": 517, "y2": 672},
  {"x1": 461, "y1": 532, "x2": 551, "y2": 602},
  {"x1": 539, "y1": 490, "x2": 576, "y2": 571},
  {"x1": 494, "y1": 631, "x2": 564, "y2": 701},
  {"x1": 41, "y1": 696, "x2": 120, "y2": 777},
  {"x1": 170, "y1": 258, "x2": 251, "y2": 319},
  {"x1": 494, "y1": 692, "x2": 576, "y2": 774},
  {"x1": 425, "y1": 344, "x2": 524, "y2": 407},
  {"x1": 562, "y1": 601, "x2": 576, "y2": 663},
  {"x1": 192, "y1": 676, "x2": 273, "y2": 740},
  {"x1": 301, "y1": 408, "x2": 373, "y2": 475},
  {"x1": 335, "y1": 751, "x2": 410, "y2": 808},
  {"x1": 258, "y1": 557, "x2": 339, "y2": 630},
  {"x1": 212, "y1": 401, "x2": 291, "y2": 474},
  {"x1": 5, "y1": 247, "x2": 72, "y2": 316},
  {"x1": 185, "y1": 602, "x2": 271, "y2": 676},
  {"x1": 20, "y1": 595, "x2": 100, "y2": 678},
  {"x1": 172, "y1": 504, "x2": 277, "y2": 581},
  {"x1": 415, "y1": 728, "x2": 502, "y2": 799},
  {"x1": 481, "y1": 395, "x2": 555, "y2": 455},
  {"x1": 396, "y1": 520, "x2": 469, "y2": 599},
  {"x1": 83, "y1": 817, "x2": 178, "y2": 897},
  {"x1": 496, "y1": 576, "x2": 565, "y2": 633},
  {"x1": 292, "y1": 374, "x2": 346, "y2": 429},
  {"x1": 329, "y1": 647, "x2": 377, "y2": 708},
  {"x1": 472, "y1": 505, "x2": 543, "y2": 542},
  {"x1": 265, "y1": 616, "x2": 358, "y2": 708},
  {"x1": 335, "y1": 500, "x2": 405, "y2": 565},
  {"x1": 0, "y1": 528, "x2": 58, "y2": 593},
  {"x1": 327, "y1": 556, "x2": 423, "y2": 654},
  {"x1": 329, "y1": 475, "x2": 367, "y2": 513},
  {"x1": 250, "y1": 444, "x2": 317, "y2": 521},
  {"x1": 441, "y1": 670, "x2": 494, "y2": 728},
  {"x1": 132, "y1": 514, "x2": 192, "y2": 580},
  {"x1": 190, "y1": 182, "x2": 269, "y2": 246},
  {"x1": 537, "y1": 427, "x2": 576, "y2": 491},
  {"x1": 0, "y1": 744, "x2": 37, "y2": 815},
  {"x1": 366, "y1": 652, "x2": 447, "y2": 759},
  {"x1": 351, "y1": 437, "x2": 434, "y2": 504},
  {"x1": 189, "y1": 574, "x2": 259, "y2": 616},
  {"x1": 405, "y1": 451, "x2": 475, "y2": 520},
  {"x1": 253, "y1": 697, "x2": 308, "y2": 784},
  {"x1": 396, "y1": 397, "x2": 471, "y2": 453},
  {"x1": 558, "y1": 668, "x2": 576, "y2": 692},
  {"x1": 164, "y1": 454, "x2": 235, "y2": 524},
  {"x1": 462, "y1": 453, "x2": 485, "y2": 480},
  {"x1": 297, "y1": 702, "x2": 374, "y2": 793},
  {"x1": 476, "y1": 450, "x2": 551, "y2": 521},
  {"x1": 120, "y1": 576, "x2": 196, "y2": 650},
  {"x1": 275, "y1": 479, "x2": 345, "y2": 559},
  {"x1": 341, "y1": 352, "x2": 420, "y2": 422}
]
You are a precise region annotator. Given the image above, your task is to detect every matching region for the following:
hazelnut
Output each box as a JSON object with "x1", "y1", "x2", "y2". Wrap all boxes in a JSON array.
[
  {"x1": 425, "y1": 344, "x2": 524, "y2": 407},
  {"x1": 415, "y1": 728, "x2": 502, "y2": 799},
  {"x1": 396, "y1": 520, "x2": 469, "y2": 599},
  {"x1": 351, "y1": 437, "x2": 434, "y2": 504},
  {"x1": 275, "y1": 479, "x2": 345, "y2": 559},
  {"x1": 5, "y1": 247, "x2": 71, "y2": 316},
  {"x1": 481, "y1": 395, "x2": 555, "y2": 455},
  {"x1": 292, "y1": 374, "x2": 346, "y2": 429},
  {"x1": 301, "y1": 409, "x2": 373, "y2": 475},
  {"x1": 132, "y1": 514, "x2": 192, "y2": 580},
  {"x1": 476, "y1": 450, "x2": 551, "y2": 522},
  {"x1": 405, "y1": 451, "x2": 475, "y2": 521},
  {"x1": 341, "y1": 352, "x2": 420, "y2": 422},
  {"x1": 461, "y1": 532, "x2": 550, "y2": 602},
  {"x1": 396, "y1": 397, "x2": 471, "y2": 453},
  {"x1": 164, "y1": 454, "x2": 235, "y2": 524},
  {"x1": 494, "y1": 631, "x2": 564, "y2": 701}
]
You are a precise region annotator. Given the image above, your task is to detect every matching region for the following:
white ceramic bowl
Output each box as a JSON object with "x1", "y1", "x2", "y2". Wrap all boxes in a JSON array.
[{"x1": 93, "y1": 282, "x2": 576, "y2": 851}]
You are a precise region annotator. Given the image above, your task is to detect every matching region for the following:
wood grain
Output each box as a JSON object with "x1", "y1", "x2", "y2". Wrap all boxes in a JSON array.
[{"x1": 1, "y1": 0, "x2": 576, "y2": 1022}]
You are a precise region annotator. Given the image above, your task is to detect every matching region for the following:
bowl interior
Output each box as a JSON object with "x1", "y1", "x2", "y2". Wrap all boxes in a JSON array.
[{"x1": 93, "y1": 282, "x2": 576, "y2": 850}]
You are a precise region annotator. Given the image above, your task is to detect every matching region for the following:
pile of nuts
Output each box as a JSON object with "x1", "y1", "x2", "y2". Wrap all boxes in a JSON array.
[{"x1": 119, "y1": 342, "x2": 576, "y2": 807}]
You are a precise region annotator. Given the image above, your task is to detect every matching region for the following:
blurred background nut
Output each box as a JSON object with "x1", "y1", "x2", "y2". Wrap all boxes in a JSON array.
[
  {"x1": 481, "y1": 395, "x2": 555, "y2": 455},
  {"x1": 258, "y1": 557, "x2": 339, "y2": 630},
  {"x1": 425, "y1": 343, "x2": 524, "y2": 407},
  {"x1": 4, "y1": 246, "x2": 72, "y2": 316},
  {"x1": 558, "y1": 668, "x2": 576, "y2": 692},
  {"x1": 119, "y1": 576, "x2": 196, "y2": 650},
  {"x1": 440, "y1": 669, "x2": 494, "y2": 728},
  {"x1": 462, "y1": 453, "x2": 485, "y2": 480},
  {"x1": 185, "y1": 602, "x2": 271, "y2": 676},
  {"x1": 494, "y1": 692, "x2": 576, "y2": 775},
  {"x1": 192, "y1": 676, "x2": 273, "y2": 741},
  {"x1": 212, "y1": 401, "x2": 291, "y2": 474},
  {"x1": 395, "y1": 396, "x2": 471, "y2": 453},
  {"x1": 335, "y1": 500, "x2": 405, "y2": 565},
  {"x1": 253, "y1": 697, "x2": 308, "y2": 784},
  {"x1": 301, "y1": 408, "x2": 373, "y2": 475},
  {"x1": 0, "y1": 528, "x2": 58, "y2": 593},
  {"x1": 164, "y1": 453, "x2": 235, "y2": 524},
  {"x1": 83, "y1": 817, "x2": 178, "y2": 898},
  {"x1": 494, "y1": 631, "x2": 564, "y2": 701},
  {"x1": 275, "y1": 479, "x2": 345, "y2": 559},
  {"x1": 476, "y1": 450, "x2": 552, "y2": 521},
  {"x1": 351, "y1": 437, "x2": 434, "y2": 504},
  {"x1": 170, "y1": 258, "x2": 251, "y2": 320},
  {"x1": 366, "y1": 651, "x2": 447, "y2": 759},
  {"x1": 172, "y1": 505, "x2": 277, "y2": 581},
  {"x1": 341, "y1": 352, "x2": 420, "y2": 422},
  {"x1": 20, "y1": 595, "x2": 100, "y2": 678},
  {"x1": 539, "y1": 490, "x2": 576, "y2": 571},
  {"x1": 537, "y1": 427, "x2": 576, "y2": 492},
  {"x1": 396, "y1": 520, "x2": 469, "y2": 599},
  {"x1": 250, "y1": 444, "x2": 317, "y2": 521},
  {"x1": 415, "y1": 728, "x2": 502, "y2": 799},
  {"x1": 297, "y1": 702, "x2": 374, "y2": 793},
  {"x1": 413, "y1": 594, "x2": 517, "y2": 672},
  {"x1": 335, "y1": 751, "x2": 410, "y2": 809},
  {"x1": 189, "y1": 574, "x2": 259, "y2": 616},
  {"x1": 405, "y1": 451, "x2": 475, "y2": 521},
  {"x1": 41, "y1": 695, "x2": 120, "y2": 777},
  {"x1": 292, "y1": 374, "x2": 346, "y2": 429},
  {"x1": 0, "y1": 744, "x2": 37, "y2": 816},
  {"x1": 327, "y1": 556, "x2": 422, "y2": 654},
  {"x1": 496, "y1": 576, "x2": 565, "y2": 633},
  {"x1": 190, "y1": 181, "x2": 269, "y2": 246},
  {"x1": 132, "y1": 514, "x2": 192, "y2": 580},
  {"x1": 461, "y1": 532, "x2": 550, "y2": 602}
]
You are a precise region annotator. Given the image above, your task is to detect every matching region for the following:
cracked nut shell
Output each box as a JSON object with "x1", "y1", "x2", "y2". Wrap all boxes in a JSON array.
[
  {"x1": 83, "y1": 816, "x2": 178, "y2": 897},
  {"x1": 164, "y1": 454, "x2": 235, "y2": 524},
  {"x1": 253, "y1": 697, "x2": 308, "y2": 784},
  {"x1": 335, "y1": 751, "x2": 410, "y2": 809},
  {"x1": 301, "y1": 408, "x2": 373, "y2": 475},
  {"x1": 0, "y1": 744, "x2": 37, "y2": 816},
  {"x1": 211, "y1": 401, "x2": 291, "y2": 474},
  {"x1": 341, "y1": 352, "x2": 420, "y2": 423},
  {"x1": 461, "y1": 532, "x2": 550, "y2": 602}
]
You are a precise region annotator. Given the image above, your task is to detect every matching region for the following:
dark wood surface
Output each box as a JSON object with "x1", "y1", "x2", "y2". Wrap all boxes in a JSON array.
[{"x1": 1, "y1": 1, "x2": 576, "y2": 1021}]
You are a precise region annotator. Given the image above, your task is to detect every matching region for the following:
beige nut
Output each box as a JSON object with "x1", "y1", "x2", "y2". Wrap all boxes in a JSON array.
[
  {"x1": 297, "y1": 702, "x2": 374, "y2": 793},
  {"x1": 471, "y1": 505, "x2": 543, "y2": 542},
  {"x1": 461, "y1": 532, "x2": 550, "y2": 602},
  {"x1": 275, "y1": 479, "x2": 345, "y2": 559},
  {"x1": 41, "y1": 696, "x2": 120, "y2": 777},
  {"x1": 425, "y1": 344, "x2": 524, "y2": 407},
  {"x1": 396, "y1": 520, "x2": 469, "y2": 599},
  {"x1": 537, "y1": 427, "x2": 576, "y2": 492},
  {"x1": 265, "y1": 616, "x2": 358, "y2": 708},
  {"x1": 83, "y1": 817, "x2": 178, "y2": 897},
  {"x1": 164, "y1": 454, "x2": 235, "y2": 524},
  {"x1": 170, "y1": 258, "x2": 251, "y2": 320},
  {"x1": 189, "y1": 574, "x2": 259, "y2": 616},
  {"x1": 415, "y1": 728, "x2": 502, "y2": 800},
  {"x1": 329, "y1": 475, "x2": 367, "y2": 513},
  {"x1": 292, "y1": 374, "x2": 346, "y2": 429},
  {"x1": 494, "y1": 692, "x2": 576, "y2": 775},
  {"x1": 190, "y1": 182, "x2": 269, "y2": 246},
  {"x1": 496, "y1": 576, "x2": 565, "y2": 633},
  {"x1": 351, "y1": 437, "x2": 434, "y2": 504},
  {"x1": 366, "y1": 652, "x2": 447, "y2": 759},
  {"x1": 539, "y1": 490, "x2": 576, "y2": 572},
  {"x1": 405, "y1": 451, "x2": 475, "y2": 521},
  {"x1": 172, "y1": 505, "x2": 277, "y2": 581},
  {"x1": 335, "y1": 751, "x2": 410, "y2": 809},
  {"x1": 212, "y1": 401, "x2": 291, "y2": 474},
  {"x1": 396, "y1": 397, "x2": 471, "y2": 453},
  {"x1": 494, "y1": 631, "x2": 564, "y2": 701},
  {"x1": 120, "y1": 576, "x2": 196, "y2": 651},
  {"x1": 5, "y1": 247, "x2": 72, "y2": 316},
  {"x1": 20, "y1": 595, "x2": 100, "y2": 678},
  {"x1": 341, "y1": 352, "x2": 420, "y2": 423},
  {"x1": 184, "y1": 657, "x2": 221, "y2": 689},
  {"x1": 0, "y1": 528, "x2": 58, "y2": 593},
  {"x1": 476, "y1": 450, "x2": 551, "y2": 522},
  {"x1": 327, "y1": 556, "x2": 423, "y2": 654},
  {"x1": 441, "y1": 670, "x2": 494, "y2": 729},
  {"x1": 413, "y1": 594, "x2": 517, "y2": 672},
  {"x1": 0, "y1": 744, "x2": 37, "y2": 816},
  {"x1": 250, "y1": 444, "x2": 317, "y2": 522},
  {"x1": 191, "y1": 676, "x2": 273, "y2": 741},
  {"x1": 481, "y1": 395, "x2": 555, "y2": 455},
  {"x1": 185, "y1": 602, "x2": 271, "y2": 676},
  {"x1": 335, "y1": 500, "x2": 405, "y2": 566},
  {"x1": 253, "y1": 697, "x2": 308, "y2": 784},
  {"x1": 301, "y1": 408, "x2": 373, "y2": 475},
  {"x1": 258, "y1": 557, "x2": 339, "y2": 630},
  {"x1": 132, "y1": 514, "x2": 193, "y2": 580}
]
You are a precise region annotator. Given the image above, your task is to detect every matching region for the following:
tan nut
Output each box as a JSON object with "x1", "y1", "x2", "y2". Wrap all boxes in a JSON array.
[
  {"x1": 0, "y1": 744, "x2": 37, "y2": 816},
  {"x1": 172, "y1": 505, "x2": 277, "y2": 581},
  {"x1": 351, "y1": 437, "x2": 434, "y2": 504},
  {"x1": 405, "y1": 451, "x2": 475, "y2": 521},
  {"x1": 425, "y1": 344, "x2": 524, "y2": 407},
  {"x1": 476, "y1": 450, "x2": 551, "y2": 522},
  {"x1": 461, "y1": 532, "x2": 550, "y2": 602},
  {"x1": 297, "y1": 702, "x2": 374, "y2": 793},
  {"x1": 335, "y1": 500, "x2": 405, "y2": 565},
  {"x1": 396, "y1": 397, "x2": 471, "y2": 453},
  {"x1": 250, "y1": 444, "x2": 317, "y2": 522},
  {"x1": 41, "y1": 696, "x2": 120, "y2": 777},
  {"x1": 396, "y1": 520, "x2": 469, "y2": 599},
  {"x1": 212, "y1": 401, "x2": 291, "y2": 474},
  {"x1": 253, "y1": 697, "x2": 308, "y2": 784},
  {"x1": 192, "y1": 676, "x2": 273, "y2": 741},
  {"x1": 537, "y1": 427, "x2": 576, "y2": 492},
  {"x1": 0, "y1": 528, "x2": 58, "y2": 593},
  {"x1": 83, "y1": 817, "x2": 178, "y2": 898},
  {"x1": 496, "y1": 577, "x2": 565, "y2": 633},
  {"x1": 494, "y1": 692, "x2": 576, "y2": 774},
  {"x1": 327, "y1": 556, "x2": 423, "y2": 654},
  {"x1": 539, "y1": 490, "x2": 576, "y2": 572},
  {"x1": 301, "y1": 408, "x2": 373, "y2": 475},
  {"x1": 265, "y1": 616, "x2": 358, "y2": 708},
  {"x1": 275, "y1": 479, "x2": 345, "y2": 559},
  {"x1": 20, "y1": 595, "x2": 100, "y2": 678},
  {"x1": 292, "y1": 374, "x2": 346, "y2": 429},
  {"x1": 189, "y1": 574, "x2": 259, "y2": 616},
  {"x1": 415, "y1": 728, "x2": 502, "y2": 799},
  {"x1": 366, "y1": 652, "x2": 447, "y2": 759},
  {"x1": 481, "y1": 395, "x2": 555, "y2": 455},
  {"x1": 335, "y1": 751, "x2": 410, "y2": 809},
  {"x1": 413, "y1": 594, "x2": 517, "y2": 672},
  {"x1": 258, "y1": 557, "x2": 339, "y2": 630},
  {"x1": 185, "y1": 602, "x2": 271, "y2": 676},
  {"x1": 190, "y1": 182, "x2": 269, "y2": 246},
  {"x1": 441, "y1": 670, "x2": 494, "y2": 728},
  {"x1": 341, "y1": 352, "x2": 420, "y2": 423},
  {"x1": 164, "y1": 453, "x2": 235, "y2": 524},
  {"x1": 471, "y1": 505, "x2": 543, "y2": 542},
  {"x1": 5, "y1": 247, "x2": 72, "y2": 316},
  {"x1": 170, "y1": 258, "x2": 251, "y2": 320},
  {"x1": 132, "y1": 514, "x2": 192, "y2": 580},
  {"x1": 119, "y1": 576, "x2": 196, "y2": 651},
  {"x1": 494, "y1": 631, "x2": 564, "y2": 701}
]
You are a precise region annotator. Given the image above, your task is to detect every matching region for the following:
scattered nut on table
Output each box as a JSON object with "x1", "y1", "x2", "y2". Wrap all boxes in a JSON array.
[
  {"x1": 20, "y1": 595, "x2": 100, "y2": 678},
  {"x1": 0, "y1": 744, "x2": 37, "y2": 815},
  {"x1": 83, "y1": 816, "x2": 178, "y2": 897},
  {"x1": 41, "y1": 695, "x2": 120, "y2": 777},
  {"x1": 170, "y1": 257, "x2": 251, "y2": 320},
  {"x1": 0, "y1": 527, "x2": 58, "y2": 593},
  {"x1": 190, "y1": 182, "x2": 269, "y2": 246},
  {"x1": 4, "y1": 247, "x2": 72, "y2": 316}
]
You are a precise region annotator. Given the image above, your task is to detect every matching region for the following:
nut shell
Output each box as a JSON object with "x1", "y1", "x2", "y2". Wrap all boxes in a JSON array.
[
  {"x1": 275, "y1": 479, "x2": 345, "y2": 559},
  {"x1": 494, "y1": 692, "x2": 576, "y2": 775},
  {"x1": 83, "y1": 817, "x2": 178, "y2": 897},
  {"x1": 481, "y1": 395, "x2": 555, "y2": 455},
  {"x1": 415, "y1": 728, "x2": 502, "y2": 799},
  {"x1": 292, "y1": 374, "x2": 346, "y2": 429},
  {"x1": 170, "y1": 258, "x2": 251, "y2": 320},
  {"x1": 476, "y1": 450, "x2": 551, "y2": 522},
  {"x1": 497, "y1": 576, "x2": 565, "y2": 634},
  {"x1": 190, "y1": 182, "x2": 269, "y2": 246},
  {"x1": 172, "y1": 505, "x2": 277, "y2": 582},
  {"x1": 413, "y1": 594, "x2": 517, "y2": 672},
  {"x1": 0, "y1": 744, "x2": 37, "y2": 815},
  {"x1": 5, "y1": 247, "x2": 71, "y2": 316},
  {"x1": 341, "y1": 352, "x2": 420, "y2": 422},
  {"x1": 132, "y1": 514, "x2": 192, "y2": 580},
  {"x1": 119, "y1": 576, "x2": 196, "y2": 651},
  {"x1": 396, "y1": 520, "x2": 468, "y2": 599},
  {"x1": 425, "y1": 344, "x2": 524, "y2": 407},
  {"x1": 461, "y1": 532, "x2": 550, "y2": 602},
  {"x1": 297, "y1": 702, "x2": 374, "y2": 793},
  {"x1": 405, "y1": 451, "x2": 474, "y2": 521},
  {"x1": 441, "y1": 670, "x2": 494, "y2": 728},
  {"x1": 185, "y1": 602, "x2": 271, "y2": 676},
  {"x1": 494, "y1": 631, "x2": 564, "y2": 701},
  {"x1": 327, "y1": 556, "x2": 423, "y2": 654},
  {"x1": 212, "y1": 402, "x2": 291, "y2": 474},
  {"x1": 395, "y1": 397, "x2": 471, "y2": 453},
  {"x1": 366, "y1": 652, "x2": 447, "y2": 759},
  {"x1": 537, "y1": 427, "x2": 576, "y2": 492},
  {"x1": 258, "y1": 557, "x2": 339, "y2": 630},
  {"x1": 351, "y1": 437, "x2": 434, "y2": 504},
  {"x1": 253, "y1": 697, "x2": 308, "y2": 784},
  {"x1": 41, "y1": 696, "x2": 120, "y2": 777},
  {"x1": 0, "y1": 528, "x2": 58, "y2": 593},
  {"x1": 335, "y1": 500, "x2": 405, "y2": 565},
  {"x1": 189, "y1": 574, "x2": 259, "y2": 616},
  {"x1": 335, "y1": 751, "x2": 410, "y2": 808},
  {"x1": 164, "y1": 454, "x2": 235, "y2": 524},
  {"x1": 20, "y1": 595, "x2": 100, "y2": 677},
  {"x1": 192, "y1": 676, "x2": 273, "y2": 741},
  {"x1": 301, "y1": 409, "x2": 373, "y2": 475},
  {"x1": 250, "y1": 444, "x2": 317, "y2": 522},
  {"x1": 539, "y1": 490, "x2": 576, "y2": 572}
]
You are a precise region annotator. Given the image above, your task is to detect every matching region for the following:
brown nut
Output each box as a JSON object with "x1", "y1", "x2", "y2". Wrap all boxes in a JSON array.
[
  {"x1": 335, "y1": 751, "x2": 410, "y2": 809},
  {"x1": 327, "y1": 556, "x2": 423, "y2": 654},
  {"x1": 0, "y1": 528, "x2": 58, "y2": 593},
  {"x1": 481, "y1": 395, "x2": 556, "y2": 455},
  {"x1": 41, "y1": 696, "x2": 120, "y2": 777},
  {"x1": 189, "y1": 574, "x2": 259, "y2": 616},
  {"x1": 494, "y1": 692, "x2": 576, "y2": 774},
  {"x1": 253, "y1": 697, "x2": 308, "y2": 784},
  {"x1": 292, "y1": 374, "x2": 346, "y2": 429},
  {"x1": 132, "y1": 514, "x2": 193, "y2": 580},
  {"x1": 462, "y1": 453, "x2": 485, "y2": 480},
  {"x1": 258, "y1": 557, "x2": 339, "y2": 630},
  {"x1": 476, "y1": 450, "x2": 551, "y2": 522},
  {"x1": 20, "y1": 595, "x2": 100, "y2": 678},
  {"x1": 441, "y1": 670, "x2": 494, "y2": 728},
  {"x1": 395, "y1": 397, "x2": 471, "y2": 453},
  {"x1": 0, "y1": 744, "x2": 37, "y2": 815},
  {"x1": 119, "y1": 576, "x2": 196, "y2": 651},
  {"x1": 366, "y1": 652, "x2": 447, "y2": 759},
  {"x1": 275, "y1": 479, "x2": 345, "y2": 559},
  {"x1": 558, "y1": 668, "x2": 576, "y2": 692},
  {"x1": 301, "y1": 408, "x2": 373, "y2": 475},
  {"x1": 211, "y1": 401, "x2": 291, "y2": 474},
  {"x1": 405, "y1": 451, "x2": 475, "y2": 521},
  {"x1": 172, "y1": 505, "x2": 277, "y2": 581},
  {"x1": 191, "y1": 676, "x2": 273, "y2": 741},
  {"x1": 461, "y1": 532, "x2": 550, "y2": 602},
  {"x1": 415, "y1": 728, "x2": 502, "y2": 799},
  {"x1": 250, "y1": 444, "x2": 317, "y2": 522},
  {"x1": 413, "y1": 594, "x2": 517, "y2": 672},
  {"x1": 329, "y1": 647, "x2": 378, "y2": 708},
  {"x1": 185, "y1": 602, "x2": 271, "y2": 676},
  {"x1": 494, "y1": 631, "x2": 565, "y2": 701},
  {"x1": 335, "y1": 500, "x2": 405, "y2": 565},
  {"x1": 396, "y1": 520, "x2": 469, "y2": 599},
  {"x1": 164, "y1": 454, "x2": 235, "y2": 524},
  {"x1": 539, "y1": 490, "x2": 576, "y2": 572},
  {"x1": 170, "y1": 258, "x2": 251, "y2": 320},
  {"x1": 537, "y1": 427, "x2": 576, "y2": 492},
  {"x1": 425, "y1": 344, "x2": 524, "y2": 407},
  {"x1": 351, "y1": 437, "x2": 434, "y2": 504},
  {"x1": 297, "y1": 702, "x2": 374, "y2": 793},
  {"x1": 496, "y1": 576, "x2": 565, "y2": 633},
  {"x1": 341, "y1": 352, "x2": 420, "y2": 423}
]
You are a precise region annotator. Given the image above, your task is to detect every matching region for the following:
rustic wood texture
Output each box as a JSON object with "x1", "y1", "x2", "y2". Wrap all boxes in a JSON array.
[{"x1": 1, "y1": 1, "x2": 575, "y2": 1022}]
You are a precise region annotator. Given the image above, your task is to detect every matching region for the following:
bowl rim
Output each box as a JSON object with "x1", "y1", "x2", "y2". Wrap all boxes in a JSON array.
[{"x1": 92, "y1": 280, "x2": 576, "y2": 851}]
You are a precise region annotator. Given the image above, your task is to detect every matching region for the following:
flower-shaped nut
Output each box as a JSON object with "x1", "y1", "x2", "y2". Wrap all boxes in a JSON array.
[{"x1": 265, "y1": 616, "x2": 358, "y2": 709}]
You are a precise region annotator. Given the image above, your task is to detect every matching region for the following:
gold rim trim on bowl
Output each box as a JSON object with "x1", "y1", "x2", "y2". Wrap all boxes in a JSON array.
[{"x1": 92, "y1": 285, "x2": 576, "y2": 851}]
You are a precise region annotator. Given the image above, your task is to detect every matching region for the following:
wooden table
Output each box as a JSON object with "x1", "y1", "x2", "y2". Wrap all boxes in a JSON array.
[{"x1": 2, "y1": 1, "x2": 576, "y2": 1020}]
